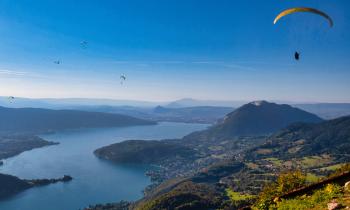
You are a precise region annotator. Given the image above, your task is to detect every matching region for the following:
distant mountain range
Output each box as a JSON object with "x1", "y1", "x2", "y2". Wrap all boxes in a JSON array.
[
  {"x1": 62, "y1": 105, "x2": 234, "y2": 124},
  {"x1": 2, "y1": 96, "x2": 350, "y2": 121},
  {"x1": 0, "y1": 106, "x2": 155, "y2": 134},
  {"x1": 294, "y1": 103, "x2": 350, "y2": 119},
  {"x1": 165, "y1": 98, "x2": 246, "y2": 108},
  {"x1": 0, "y1": 97, "x2": 162, "y2": 109}
]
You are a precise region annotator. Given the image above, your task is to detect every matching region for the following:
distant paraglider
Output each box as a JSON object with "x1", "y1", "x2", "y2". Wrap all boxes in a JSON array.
[
  {"x1": 53, "y1": 60, "x2": 61, "y2": 65},
  {"x1": 274, "y1": 7, "x2": 333, "y2": 27},
  {"x1": 294, "y1": 52, "x2": 300, "y2": 61},
  {"x1": 120, "y1": 75, "x2": 126, "y2": 85},
  {"x1": 80, "y1": 41, "x2": 88, "y2": 49},
  {"x1": 8, "y1": 96, "x2": 15, "y2": 102},
  {"x1": 274, "y1": 7, "x2": 333, "y2": 60}
]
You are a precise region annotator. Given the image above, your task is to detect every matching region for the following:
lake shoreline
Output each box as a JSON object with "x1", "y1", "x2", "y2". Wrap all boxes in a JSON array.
[{"x1": 0, "y1": 122, "x2": 208, "y2": 210}]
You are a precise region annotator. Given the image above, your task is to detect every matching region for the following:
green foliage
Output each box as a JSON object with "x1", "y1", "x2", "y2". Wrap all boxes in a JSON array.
[
  {"x1": 305, "y1": 173, "x2": 320, "y2": 183},
  {"x1": 253, "y1": 170, "x2": 307, "y2": 210},
  {"x1": 275, "y1": 170, "x2": 306, "y2": 194},
  {"x1": 225, "y1": 188, "x2": 256, "y2": 210},
  {"x1": 226, "y1": 188, "x2": 255, "y2": 202},
  {"x1": 275, "y1": 184, "x2": 343, "y2": 210},
  {"x1": 253, "y1": 165, "x2": 347, "y2": 210},
  {"x1": 137, "y1": 182, "x2": 222, "y2": 210},
  {"x1": 333, "y1": 163, "x2": 350, "y2": 176}
]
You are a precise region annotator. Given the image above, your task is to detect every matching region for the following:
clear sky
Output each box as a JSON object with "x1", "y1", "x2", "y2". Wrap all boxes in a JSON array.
[{"x1": 0, "y1": 0, "x2": 349, "y2": 102}]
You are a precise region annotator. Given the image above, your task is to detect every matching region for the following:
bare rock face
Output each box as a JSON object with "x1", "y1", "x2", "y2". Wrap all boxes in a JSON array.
[
  {"x1": 328, "y1": 200, "x2": 342, "y2": 210},
  {"x1": 345, "y1": 181, "x2": 350, "y2": 191}
]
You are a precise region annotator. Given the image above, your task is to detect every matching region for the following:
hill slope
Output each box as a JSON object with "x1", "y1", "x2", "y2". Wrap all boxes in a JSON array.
[
  {"x1": 0, "y1": 106, "x2": 155, "y2": 134},
  {"x1": 94, "y1": 140, "x2": 196, "y2": 164},
  {"x1": 247, "y1": 116, "x2": 350, "y2": 161},
  {"x1": 185, "y1": 101, "x2": 323, "y2": 142},
  {"x1": 0, "y1": 135, "x2": 57, "y2": 159},
  {"x1": 0, "y1": 174, "x2": 31, "y2": 198}
]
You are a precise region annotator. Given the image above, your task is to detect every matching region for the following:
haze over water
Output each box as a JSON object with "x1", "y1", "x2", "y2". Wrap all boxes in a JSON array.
[{"x1": 0, "y1": 122, "x2": 208, "y2": 210}]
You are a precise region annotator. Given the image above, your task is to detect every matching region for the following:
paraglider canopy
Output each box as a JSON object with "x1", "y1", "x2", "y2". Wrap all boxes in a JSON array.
[
  {"x1": 120, "y1": 75, "x2": 126, "y2": 84},
  {"x1": 274, "y1": 7, "x2": 333, "y2": 27}
]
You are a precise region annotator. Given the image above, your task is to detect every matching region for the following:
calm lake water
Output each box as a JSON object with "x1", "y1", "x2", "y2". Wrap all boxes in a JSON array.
[{"x1": 0, "y1": 122, "x2": 208, "y2": 210}]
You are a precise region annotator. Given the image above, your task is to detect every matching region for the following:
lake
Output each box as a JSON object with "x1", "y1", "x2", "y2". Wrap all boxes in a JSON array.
[{"x1": 0, "y1": 122, "x2": 208, "y2": 210}]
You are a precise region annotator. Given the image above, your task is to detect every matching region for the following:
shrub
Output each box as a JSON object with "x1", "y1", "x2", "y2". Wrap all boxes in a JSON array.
[
  {"x1": 254, "y1": 170, "x2": 306, "y2": 210},
  {"x1": 274, "y1": 184, "x2": 343, "y2": 210}
]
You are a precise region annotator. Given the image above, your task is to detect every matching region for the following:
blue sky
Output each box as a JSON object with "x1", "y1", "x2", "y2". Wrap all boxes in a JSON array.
[{"x1": 0, "y1": 0, "x2": 349, "y2": 102}]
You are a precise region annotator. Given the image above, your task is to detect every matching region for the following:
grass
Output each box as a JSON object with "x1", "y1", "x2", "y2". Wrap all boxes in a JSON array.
[
  {"x1": 273, "y1": 184, "x2": 343, "y2": 210},
  {"x1": 319, "y1": 163, "x2": 345, "y2": 172},
  {"x1": 305, "y1": 173, "x2": 320, "y2": 183},
  {"x1": 299, "y1": 155, "x2": 333, "y2": 169},
  {"x1": 264, "y1": 158, "x2": 282, "y2": 167},
  {"x1": 226, "y1": 188, "x2": 256, "y2": 202}
]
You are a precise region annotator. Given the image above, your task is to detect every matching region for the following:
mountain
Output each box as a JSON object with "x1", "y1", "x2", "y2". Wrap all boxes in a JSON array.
[
  {"x1": 186, "y1": 101, "x2": 323, "y2": 141},
  {"x1": 294, "y1": 103, "x2": 350, "y2": 119},
  {"x1": 68, "y1": 105, "x2": 233, "y2": 124},
  {"x1": 166, "y1": 98, "x2": 246, "y2": 108},
  {"x1": 0, "y1": 97, "x2": 163, "y2": 109},
  {"x1": 0, "y1": 106, "x2": 155, "y2": 134},
  {"x1": 150, "y1": 106, "x2": 234, "y2": 123}
]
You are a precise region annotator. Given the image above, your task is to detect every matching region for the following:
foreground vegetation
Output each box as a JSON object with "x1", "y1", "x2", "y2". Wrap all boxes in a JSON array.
[{"x1": 253, "y1": 164, "x2": 350, "y2": 210}]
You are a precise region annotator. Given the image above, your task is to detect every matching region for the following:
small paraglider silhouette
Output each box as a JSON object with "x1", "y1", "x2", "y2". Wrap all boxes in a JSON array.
[
  {"x1": 53, "y1": 60, "x2": 61, "y2": 65},
  {"x1": 294, "y1": 52, "x2": 300, "y2": 61},
  {"x1": 80, "y1": 41, "x2": 88, "y2": 49},
  {"x1": 8, "y1": 96, "x2": 15, "y2": 103},
  {"x1": 120, "y1": 75, "x2": 126, "y2": 85}
]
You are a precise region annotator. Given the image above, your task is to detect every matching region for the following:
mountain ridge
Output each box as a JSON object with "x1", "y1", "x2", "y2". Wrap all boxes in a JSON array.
[{"x1": 0, "y1": 106, "x2": 155, "y2": 134}]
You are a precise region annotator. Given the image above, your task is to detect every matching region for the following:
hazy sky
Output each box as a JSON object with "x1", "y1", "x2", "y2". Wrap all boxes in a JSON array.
[{"x1": 0, "y1": 0, "x2": 349, "y2": 102}]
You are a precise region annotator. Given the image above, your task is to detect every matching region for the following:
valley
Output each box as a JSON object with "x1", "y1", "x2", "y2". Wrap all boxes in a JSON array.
[{"x1": 91, "y1": 101, "x2": 350, "y2": 210}]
